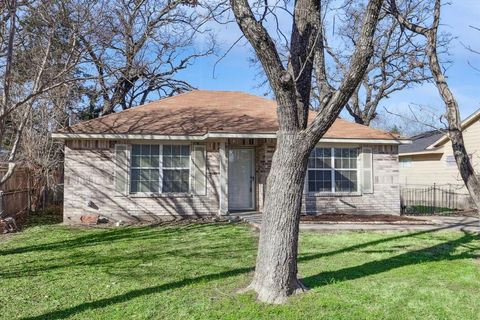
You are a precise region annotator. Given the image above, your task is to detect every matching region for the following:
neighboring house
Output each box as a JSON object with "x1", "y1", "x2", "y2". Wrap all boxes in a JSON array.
[
  {"x1": 399, "y1": 108, "x2": 480, "y2": 188},
  {"x1": 52, "y1": 90, "x2": 409, "y2": 224}
]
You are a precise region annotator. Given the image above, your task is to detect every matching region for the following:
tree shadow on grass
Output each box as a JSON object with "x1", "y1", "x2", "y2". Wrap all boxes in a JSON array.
[
  {"x1": 0, "y1": 222, "x2": 224, "y2": 256},
  {"x1": 298, "y1": 223, "x2": 479, "y2": 263},
  {"x1": 20, "y1": 227, "x2": 479, "y2": 320},
  {"x1": 301, "y1": 231, "x2": 479, "y2": 289},
  {"x1": 21, "y1": 267, "x2": 254, "y2": 320},
  {"x1": 0, "y1": 244, "x2": 251, "y2": 280}
]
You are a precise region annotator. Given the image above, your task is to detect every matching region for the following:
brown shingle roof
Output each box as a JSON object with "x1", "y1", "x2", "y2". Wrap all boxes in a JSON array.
[{"x1": 60, "y1": 90, "x2": 399, "y2": 140}]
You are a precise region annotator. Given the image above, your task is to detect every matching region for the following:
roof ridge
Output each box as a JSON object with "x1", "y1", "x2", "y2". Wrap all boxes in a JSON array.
[
  {"x1": 65, "y1": 90, "x2": 196, "y2": 130},
  {"x1": 58, "y1": 90, "x2": 404, "y2": 141},
  {"x1": 410, "y1": 129, "x2": 443, "y2": 138},
  {"x1": 122, "y1": 90, "x2": 194, "y2": 112},
  {"x1": 335, "y1": 117, "x2": 401, "y2": 138}
]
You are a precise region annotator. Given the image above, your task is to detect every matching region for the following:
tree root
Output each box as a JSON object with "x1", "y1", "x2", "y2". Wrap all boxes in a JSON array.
[{"x1": 239, "y1": 277, "x2": 309, "y2": 304}]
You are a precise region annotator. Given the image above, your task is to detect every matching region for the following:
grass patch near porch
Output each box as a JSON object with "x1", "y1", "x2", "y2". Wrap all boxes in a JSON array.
[{"x1": 0, "y1": 221, "x2": 479, "y2": 319}]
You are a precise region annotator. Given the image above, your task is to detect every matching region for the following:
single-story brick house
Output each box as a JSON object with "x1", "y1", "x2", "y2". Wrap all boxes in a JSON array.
[{"x1": 52, "y1": 90, "x2": 410, "y2": 224}]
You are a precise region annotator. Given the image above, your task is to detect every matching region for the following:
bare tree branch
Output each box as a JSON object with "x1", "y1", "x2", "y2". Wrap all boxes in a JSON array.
[{"x1": 389, "y1": 0, "x2": 480, "y2": 212}]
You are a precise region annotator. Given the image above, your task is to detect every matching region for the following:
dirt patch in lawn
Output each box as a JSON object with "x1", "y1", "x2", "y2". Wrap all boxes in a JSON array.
[
  {"x1": 300, "y1": 214, "x2": 430, "y2": 224},
  {"x1": 65, "y1": 215, "x2": 241, "y2": 229}
]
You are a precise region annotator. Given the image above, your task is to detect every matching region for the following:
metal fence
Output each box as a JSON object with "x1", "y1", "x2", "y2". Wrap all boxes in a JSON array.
[{"x1": 400, "y1": 184, "x2": 473, "y2": 215}]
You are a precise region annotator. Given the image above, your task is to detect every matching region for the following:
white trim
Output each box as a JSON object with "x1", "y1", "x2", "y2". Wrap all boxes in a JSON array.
[
  {"x1": 399, "y1": 149, "x2": 444, "y2": 156},
  {"x1": 206, "y1": 132, "x2": 275, "y2": 139},
  {"x1": 52, "y1": 133, "x2": 205, "y2": 141},
  {"x1": 52, "y1": 132, "x2": 411, "y2": 145},
  {"x1": 426, "y1": 108, "x2": 480, "y2": 149},
  {"x1": 319, "y1": 138, "x2": 410, "y2": 145}
]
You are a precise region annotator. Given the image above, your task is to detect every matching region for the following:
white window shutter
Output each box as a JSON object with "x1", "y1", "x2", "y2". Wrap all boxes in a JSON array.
[
  {"x1": 361, "y1": 147, "x2": 373, "y2": 194},
  {"x1": 190, "y1": 145, "x2": 207, "y2": 195},
  {"x1": 114, "y1": 144, "x2": 131, "y2": 195}
]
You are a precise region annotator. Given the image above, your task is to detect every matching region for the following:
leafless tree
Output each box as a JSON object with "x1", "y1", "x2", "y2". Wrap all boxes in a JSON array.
[
  {"x1": 463, "y1": 25, "x2": 480, "y2": 73},
  {"x1": 19, "y1": 85, "x2": 75, "y2": 209},
  {"x1": 0, "y1": 0, "x2": 87, "y2": 186},
  {"x1": 388, "y1": 0, "x2": 480, "y2": 212},
  {"x1": 230, "y1": 0, "x2": 384, "y2": 303},
  {"x1": 328, "y1": 0, "x2": 435, "y2": 125},
  {"x1": 246, "y1": 1, "x2": 437, "y2": 126},
  {"x1": 77, "y1": 0, "x2": 215, "y2": 117},
  {"x1": 372, "y1": 104, "x2": 444, "y2": 136}
]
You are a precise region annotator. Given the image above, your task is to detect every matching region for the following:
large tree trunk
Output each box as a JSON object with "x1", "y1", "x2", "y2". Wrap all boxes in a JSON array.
[
  {"x1": 230, "y1": 0, "x2": 384, "y2": 304},
  {"x1": 428, "y1": 42, "x2": 480, "y2": 211},
  {"x1": 389, "y1": 0, "x2": 480, "y2": 213},
  {"x1": 249, "y1": 132, "x2": 311, "y2": 304},
  {"x1": 423, "y1": 2, "x2": 480, "y2": 213}
]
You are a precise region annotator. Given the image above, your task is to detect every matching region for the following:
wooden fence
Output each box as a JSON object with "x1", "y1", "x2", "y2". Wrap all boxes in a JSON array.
[
  {"x1": 0, "y1": 167, "x2": 32, "y2": 220},
  {"x1": 0, "y1": 166, "x2": 63, "y2": 221},
  {"x1": 400, "y1": 184, "x2": 473, "y2": 215}
]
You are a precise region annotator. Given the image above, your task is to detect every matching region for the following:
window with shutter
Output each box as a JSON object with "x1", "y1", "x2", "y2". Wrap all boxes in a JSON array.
[
  {"x1": 306, "y1": 147, "x2": 359, "y2": 193},
  {"x1": 129, "y1": 144, "x2": 192, "y2": 194}
]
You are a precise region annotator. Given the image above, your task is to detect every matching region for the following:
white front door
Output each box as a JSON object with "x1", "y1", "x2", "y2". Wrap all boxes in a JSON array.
[{"x1": 228, "y1": 148, "x2": 255, "y2": 211}]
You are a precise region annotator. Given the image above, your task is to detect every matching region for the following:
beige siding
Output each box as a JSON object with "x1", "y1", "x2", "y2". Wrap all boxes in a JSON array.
[{"x1": 399, "y1": 120, "x2": 480, "y2": 188}]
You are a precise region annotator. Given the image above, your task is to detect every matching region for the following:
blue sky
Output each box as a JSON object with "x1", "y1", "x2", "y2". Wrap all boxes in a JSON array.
[{"x1": 180, "y1": 0, "x2": 480, "y2": 121}]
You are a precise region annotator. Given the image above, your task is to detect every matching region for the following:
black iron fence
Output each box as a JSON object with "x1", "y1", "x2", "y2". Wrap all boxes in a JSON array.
[{"x1": 400, "y1": 184, "x2": 473, "y2": 215}]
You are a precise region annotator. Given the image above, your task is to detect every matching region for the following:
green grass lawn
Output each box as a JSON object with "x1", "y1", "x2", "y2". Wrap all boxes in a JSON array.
[{"x1": 1, "y1": 218, "x2": 479, "y2": 320}]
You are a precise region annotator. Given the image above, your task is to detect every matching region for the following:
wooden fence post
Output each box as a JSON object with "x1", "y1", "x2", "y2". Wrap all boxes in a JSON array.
[
  {"x1": 0, "y1": 190, "x2": 3, "y2": 218},
  {"x1": 27, "y1": 173, "x2": 31, "y2": 213}
]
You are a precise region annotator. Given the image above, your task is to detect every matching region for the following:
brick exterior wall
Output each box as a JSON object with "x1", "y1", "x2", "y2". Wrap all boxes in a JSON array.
[
  {"x1": 63, "y1": 140, "x2": 400, "y2": 224},
  {"x1": 63, "y1": 140, "x2": 220, "y2": 224}
]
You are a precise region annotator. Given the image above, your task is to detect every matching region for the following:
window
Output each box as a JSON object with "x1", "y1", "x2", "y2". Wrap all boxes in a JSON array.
[
  {"x1": 130, "y1": 144, "x2": 190, "y2": 193},
  {"x1": 307, "y1": 148, "x2": 332, "y2": 192},
  {"x1": 446, "y1": 154, "x2": 472, "y2": 167},
  {"x1": 162, "y1": 145, "x2": 190, "y2": 193},
  {"x1": 307, "y1": 147, "x2": 358, "y2": 193},
  {"x1": 399, "y1": 157, "x2": 412, "y2": 168},
  {"x1": 445, "y1": 155, "x2": 456, "y2": 167}
]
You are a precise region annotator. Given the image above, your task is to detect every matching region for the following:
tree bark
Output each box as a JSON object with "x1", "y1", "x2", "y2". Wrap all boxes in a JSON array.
[
  {"x1": 230, "y1": 0, "x2": 384, "y2": 303},
  {"x1": 425, "y1": 32, "x2": 480, "y2": 212},
  {"x1": 389, "y1": 0, "x2": 480, "y2": 212},
  {"x1": 249, "y1": 132, "x2": 311, "y2": 304}
]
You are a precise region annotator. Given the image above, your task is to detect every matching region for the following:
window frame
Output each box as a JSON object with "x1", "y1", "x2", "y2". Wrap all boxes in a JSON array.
[
  {"x1": 445, "y1": 154, "x2": 472, "y2": 167},
  {"x1": 306, "y1": 146, "x2": 360, "y2": 195},
  {"x1": 399, "y1": 157, "x2": 412, "y2": 168},
  {"x1": 129, "y1": 143, "x2": 191, "y2": 196}
]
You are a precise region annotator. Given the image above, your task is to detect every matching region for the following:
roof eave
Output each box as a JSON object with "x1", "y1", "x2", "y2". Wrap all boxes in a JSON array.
[
  {"x1": 399, "y1": 150, "x2": 444, "y2": 156},
  {"x1": 51, "y1": 132, "x2": 411, "y2": 145},
  {"x1": 426, "y1": 107, "x2": 480, "y2": 149}
]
